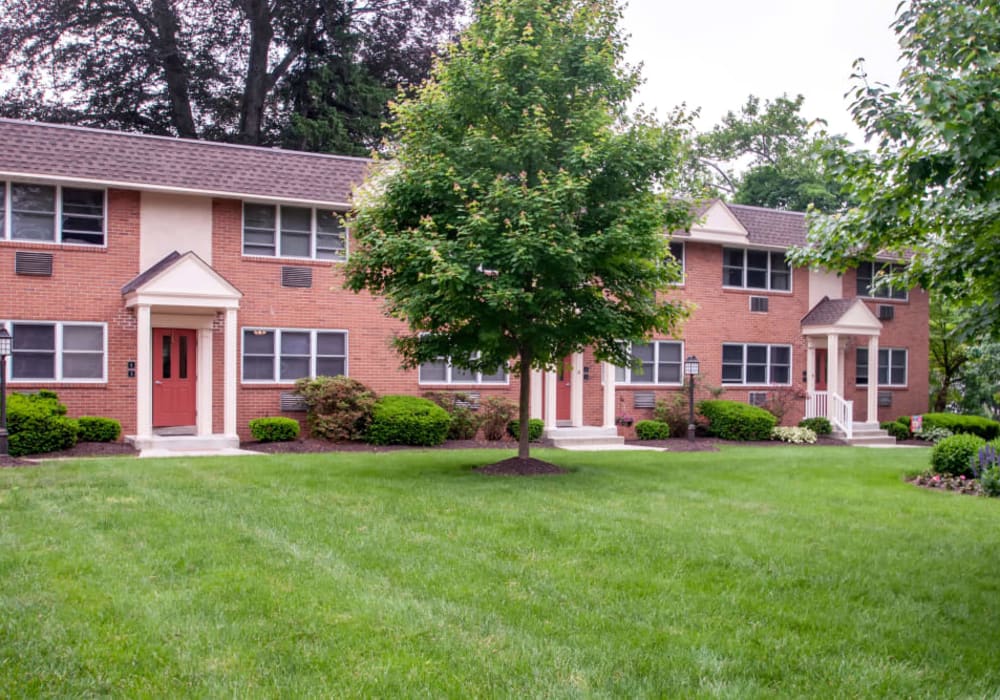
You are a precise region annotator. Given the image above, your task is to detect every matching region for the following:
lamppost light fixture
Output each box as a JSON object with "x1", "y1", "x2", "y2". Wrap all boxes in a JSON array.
[
  {"x1": 0, "y1": 328, "x2": 10, "y2": 357},
  {"x1": 684, "y1": 355, "x2": 700, "y2": 376},
  {"x1": 684, "y1": 355, "x2": 699, "y2": 442},
  {"x1": 0, "y1": 327, "x2": 10, "y2": 457}
]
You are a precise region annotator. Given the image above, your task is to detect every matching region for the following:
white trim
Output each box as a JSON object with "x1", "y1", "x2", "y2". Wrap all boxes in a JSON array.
[
  {"x1": 417, "y1": 352, "x2": 510, "y2": 386},
  {"x1": 721, "y1": 246, "x2": 794, "y2": 294},
  {"x1": 241, "y1": 202, "x2": 348, "y2": 262},
  {"x1": 720, "y1": 342, "x2": 793, "y2": 387},
  {"x1": 855, "y1": 346, "x2": 908, "y2": 388},
  {"x1": 240, "y1": 327, "x2": 350, "y2": 384},
  {"x1": 2, "y1": 320, "x2": 107, "y2": 383},
  {"x1": 856, "y1": 261, "x2": 909, "y2": 302},
  {"x1": 1, "y1": 180, "x2": 108, "y2": 249},
  {"x1": 0, "y1": 170, "x2": 353, "y2": 210},
  {"x1": 615, "y1": 340, "x2": 685, "y2": 386}
]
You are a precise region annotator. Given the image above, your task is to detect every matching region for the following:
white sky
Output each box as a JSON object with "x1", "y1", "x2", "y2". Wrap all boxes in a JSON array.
[{"x1": 621, "y1": 0, "x2": 903, "y2": 146}]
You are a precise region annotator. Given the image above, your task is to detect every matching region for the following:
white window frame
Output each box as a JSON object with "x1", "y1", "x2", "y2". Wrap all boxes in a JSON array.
[
  {"x1": 418, "y1": 353, "x2": 509, "y2": 386},
  {"x1": 240, "y1": 327, "x2": 349, "y2": 384},
  {"x1": 856, "y1": 347, "x2": 908, "y2": 387},
  {"x1": 0, "y1": 181, "x2": 107, "y2": 248},
  {"x1": 615, "y1": 340, "x2": 684, "y2": 385},
  {"x1": 721, "y1": 343, "x2": 792, "y2": 386},
  {"x1": 241, "y1": 203, "x2": 348, "y2": 262},
  {"x1": 856, "y1": 261, "x2": 908, "y2": 301},
  {"x1": 2, "y1": 321, "x2": 108, "y2": 383},
  {"x1": 722, "y1": 247, "x2": 792, "y2": 293}
]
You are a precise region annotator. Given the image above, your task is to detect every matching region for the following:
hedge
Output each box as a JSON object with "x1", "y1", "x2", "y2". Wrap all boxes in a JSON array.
[
  {"x1": 921, "y1": 413, "x2": 1000, "y2": 440},
  {"x1": 249, "y1": 417, "x2": 301, "y2": 442},
  {"x1": 506, "y1": 419, "x2": 545, "y2": 442},
  {"x1": 6, "y1": 392, "x2": 78, "y2": 457},
  {"x1": 635, "y1": 420, "x2": 671, "y2": 440},
  {"x1": 931, "y1": 433, "x2": 986, "y2": 477},
  {"x1": 698, "y1": 400, "x2": 776, "y2": 441},
  {"x1": 77, "y1": 416, "x2": 122, "y2": 442},
  {"x1": 366, "y1": 395, "x2": 451, "y2": 446}
]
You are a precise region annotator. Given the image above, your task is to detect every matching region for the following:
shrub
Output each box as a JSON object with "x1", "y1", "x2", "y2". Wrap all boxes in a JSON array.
[
  {"x1": 6, "y1": 393, "x2": 78, "y2": 457},
  {"x1": 422, "y1": 392, "x2": 481, "y2": 440},
  {"x1": 479, "y1": 397, "x2": 516, "y2": 441},
  {"x1": 772, "y1": 426, "x2": 817, "y2": 444},
  {"x1": 881, "y1": 421, "x2": 911, "y2": 442},
  {"x1": 798, "y1": 417, "x2": 832, "y2": 435},
  {"x1": 506, "y1": 418, "x2": 545, "y2": 442},
  {"x1": 366, "y1": 395, "x2": 451, "y2": 446},
  {"x1": 973, "y1": 443, "x2": 1000, "y2": 498},
  {"x1": 915, "y1": 426, "x2": 953, "y2": 444},
  {"x1": 635, "y1": 420, "x2": 671, "y2": 440},
  {"x1": 698, "y1": 400, "x2": 776, "y2": 441},
  {"x1": 249, "y1": 417, "x2": 300, "y2": 442},
  {"x1": 922, "y1": 413, "x2": 1000, "y2": 440},
  {"x1": 931, "y1": 433, "x2": 985, "y2": 477},
  {"x1": 77, "y1": 416, "x2": 121, "y2": 442},
  {"x1": 653, "y1": 395, "x2": 690, "y2": 437},
  {"x1": 295, "y1": 376, "x2": 377, "y2": 442}
]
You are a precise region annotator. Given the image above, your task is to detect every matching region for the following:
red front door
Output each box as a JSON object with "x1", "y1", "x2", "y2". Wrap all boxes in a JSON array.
[
  {"x1": 815, "y1": 349, "x2": 828, "y2": 391},
  {"x1": 153, "y1": 328, "x2": 197, "y2": 427},
  {"x1": 556, "y1": 357, "x2": 572, "y2": 421}
]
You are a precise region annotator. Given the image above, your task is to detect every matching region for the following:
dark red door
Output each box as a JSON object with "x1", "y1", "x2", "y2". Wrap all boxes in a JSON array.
[
  {"x1": 556, "y1": 357, "x2": 572, "y2": 421},
  {"x1": 153, "y1": 328, "x2": 197, "y2": 427},
  {"x1": 815, "y1": 349, "x2": 828, "y2": 391}
]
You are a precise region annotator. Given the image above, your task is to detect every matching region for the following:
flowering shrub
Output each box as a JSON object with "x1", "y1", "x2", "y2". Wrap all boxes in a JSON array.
[
  {"x1": 771, "y1": 426, "x2": 817, "y2": 444},
  {"x1": 912, "y1": 472, "x2": 983, "y2": 495},
  {"x1": 972, "y1": 443, "x2": 1000, "y2": 498}
]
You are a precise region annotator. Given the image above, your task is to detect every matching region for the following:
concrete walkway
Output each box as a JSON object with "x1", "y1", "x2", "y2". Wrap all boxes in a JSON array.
[{"x1": 138, "y1": 447, "x2": 263, "y2": 459}]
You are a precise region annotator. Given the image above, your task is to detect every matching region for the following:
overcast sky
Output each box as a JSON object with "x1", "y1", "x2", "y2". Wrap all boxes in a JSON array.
[{"x1": 621, "y1": 0, "x2": 903, "y2": 146}]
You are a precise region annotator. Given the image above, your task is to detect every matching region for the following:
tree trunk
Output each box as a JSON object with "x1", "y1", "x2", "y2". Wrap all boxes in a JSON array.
[
  {"x1": 518, "y1": 347, "x2": 532, "y2": 459},
  {"x1": 239, "y1": 0, "x2": 274, "y2": 144},
  {"x1": 150, "y1": 0, "x2": 198, "y2": 139}
]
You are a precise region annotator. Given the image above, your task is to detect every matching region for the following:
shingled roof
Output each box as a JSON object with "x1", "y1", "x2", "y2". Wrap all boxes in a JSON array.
[
  {"x1": 0, "y1": 119, "x2": 370, "y2": 206},
  {"x1": 727, "y1": 203, "x2": 807, "y2": 248},
  {"x1": 801, "y1": 296, "x2": 857, "y2": 326}
]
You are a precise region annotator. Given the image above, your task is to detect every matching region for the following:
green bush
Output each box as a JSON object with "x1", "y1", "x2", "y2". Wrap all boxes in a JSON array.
[
  {"x1": 506, "y1": 418, "x2": 544, "y2": 442},
  {"x1": 798, "y1": 417, "x2": 832, "y2": 435},
  {"x1": 635, "y1": 420, "x2": 671, "y2": 440},
  {"x1": 249, "y1": 417, "x2": 301, "y2": 442},
  {"x1": 479, "y1": 397, "x2": 516, "y2": 441},
  {"x1": 931, "y1": 433, "x2": 986, "y2": 477},
  {"x1": 698, "y1": 400, "x2": 776, "y2": 441},
  {"x1": 422, "y1": 392, "x2": 481, "y2": 440},
  {"x1": 881, "y1": 421, "x2": 911, "y2": 442},
  {"x1": 772, "y1": 426, "x2": 817, "y2": 444},
  {"x1": 295, "y1": 375, "x2": 377, "y2": 442},
  {"x1": 653, "y1": 394, "x2": 690, "y2": 437},
  {"x1": 6, "y1": 393, "x2": 78, "y2": 457},
  {"x1": 77, "y1": 416, "x2": 121, "y2": 442},
  {"x1": 366, "y1": 395, "x2": 451, "y2": 446},
  {"x1": 923, "y1": 413, "x2": 1000, "y2": 440}
]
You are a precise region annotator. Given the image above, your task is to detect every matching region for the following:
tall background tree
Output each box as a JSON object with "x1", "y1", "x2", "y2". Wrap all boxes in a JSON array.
[
  {"x1": 0, "y1": 0, "x2": 466, "y2": 154},
  {"x1": 345, "y1": 0, "x2": 692, "y2": 463},
  {"x1": 690, "y1": 94, "x2": 853, "y2": 212},
  {"x1": 793, "y1": 0, "x2": 1000, "y2": 337}
]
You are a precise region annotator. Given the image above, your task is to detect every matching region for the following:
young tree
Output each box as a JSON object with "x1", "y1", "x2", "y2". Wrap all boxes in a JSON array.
[
  {"x1": 345, "y1": 0, "x2": 692, "y2": 463},
  {"x1": 0, "y1": 0, "x2": 463, "y2": 152},
  {"x1": 792, "y1": 0, "x2": 1000, "y2": 336}
]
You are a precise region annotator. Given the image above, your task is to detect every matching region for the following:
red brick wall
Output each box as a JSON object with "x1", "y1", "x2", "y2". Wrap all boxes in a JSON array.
[{"x1": 0, "y1": 188, "x2": 141, "y2": 435}]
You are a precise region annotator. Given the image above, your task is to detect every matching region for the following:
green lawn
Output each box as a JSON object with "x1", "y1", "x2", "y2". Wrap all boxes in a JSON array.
[{"x1": 1, "y1": 446, "x2": 998, "y2": 697}]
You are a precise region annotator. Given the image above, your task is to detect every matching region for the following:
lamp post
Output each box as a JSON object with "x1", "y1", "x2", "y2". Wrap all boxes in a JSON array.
[
  {"x1": 0, "y1": 327, "x2": 10, "y2": 457},
  {"x1": 684, "y1": 355, "x2": 700, "y2": 442}
]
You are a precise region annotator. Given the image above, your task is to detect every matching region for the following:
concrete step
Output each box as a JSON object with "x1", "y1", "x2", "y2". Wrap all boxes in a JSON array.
[
  {"x1": 832, "y1": 427, "x2": 898, "y2": 446},
  {"x1": 545, "y1": 426, "x2": 625, "y2": 450},
  {"x1": 127, "y1": 433, "x2": 241, "y2": 456},
  {"x1": 544, "y1": 426, "x2": 618, "y2": 439},
  {"x1": 550, "y1": 436, "x2": 626, "y2": 449}
]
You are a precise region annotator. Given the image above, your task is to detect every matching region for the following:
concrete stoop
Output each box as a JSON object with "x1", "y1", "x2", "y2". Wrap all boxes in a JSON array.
[
  {"x1": 544, "y1": 426, "x2": 626, "y2": 450},
  {"x1": 126, "y1": 433, "x2": 254, "y2": 458},
  {"x1": 833, "y1": 422, "x2": 898, "y2": 447}
]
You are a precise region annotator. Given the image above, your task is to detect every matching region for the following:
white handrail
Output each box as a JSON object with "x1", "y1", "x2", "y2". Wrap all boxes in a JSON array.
[
  {"x1": 829, "y1": 392, "x2": 854, "y2": 440},
  {"x1": 805, "y1": 391, "x2": 828, "y2": 419}
]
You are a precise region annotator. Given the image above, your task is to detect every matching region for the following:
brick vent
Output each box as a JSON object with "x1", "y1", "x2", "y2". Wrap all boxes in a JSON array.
[
  {"x1": 15, "y1": 251, "x2": 53, "y2": 276},
  {"x1": 281, "y1": 266, "x2": 313, "y2": 288}
]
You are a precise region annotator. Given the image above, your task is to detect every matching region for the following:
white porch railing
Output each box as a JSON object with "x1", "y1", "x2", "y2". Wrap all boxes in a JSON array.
[{"x1": 806, "y1": 391, "x2": 853, "y2": 440}]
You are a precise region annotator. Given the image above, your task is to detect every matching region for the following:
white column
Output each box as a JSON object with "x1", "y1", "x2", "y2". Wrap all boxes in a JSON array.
[
  {"x1": 196, "y1": 328, "x2": 213, "y2": 436},
  {"x1": 602, "y1": 361, "x2": 616, "y2": 429},
  {"x1": 543, "y1": 370, "x2": 557, "y2": 428},
  {"x1": 529, "y1": 370, "x2": 543, "y2": 420},
  {"x1": 135, "y1": 304, "x2": 153, "y2": 439},
  {"x1": 224, "y1": 308, "x2": 238, "y2": 438},
  {"x1": 570, "y1": 352, "x2": 584, "y2": 427},
  {"x1": 805, "y1": 337, "x2": 816, "y2": 395},
  {"x1": 826, "y1": 334, "x2": 839, "y2": 419},
  {"x1": 867, "y1": 336, "x2": 879, "y2": 424}
]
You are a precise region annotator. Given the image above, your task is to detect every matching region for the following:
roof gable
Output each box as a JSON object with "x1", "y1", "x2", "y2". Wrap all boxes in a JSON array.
[
  {"x1": 686, "y1": 200, "x2": 749, "y2": 245},
  {"x1": 122, "y1": 251, "x2": 241, "y2": 309},
  {"x1": 801, "y1": 296, "x2": 881, "y2": 335}
]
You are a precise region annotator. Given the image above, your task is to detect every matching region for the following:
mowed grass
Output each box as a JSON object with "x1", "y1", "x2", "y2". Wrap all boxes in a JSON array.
[{"x1": 1, "y1": 447, "x2": 998, "y2": 697}]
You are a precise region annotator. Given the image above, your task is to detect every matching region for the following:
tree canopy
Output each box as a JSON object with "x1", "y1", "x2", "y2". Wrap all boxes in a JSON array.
[
  {"x1": 345, "y1": 0, "x2": 693, "y2": 459},
  {"x1": 0, "y1": 0, "x2": 465, "y2": 154},
  {"x1": 692, "y1": 94, "x2": 853, "y2": 212},
  {"x1": 792, "y1": 0, "x2": 1000, "y2": 335}
]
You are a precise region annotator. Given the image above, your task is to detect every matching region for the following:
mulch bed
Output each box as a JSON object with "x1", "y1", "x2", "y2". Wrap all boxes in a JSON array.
[
  {"x1": 241, "y1": 437, "x2": 539, "y2": 454},
  {"x1": 1, "y1": 441, "x2": 138, "y2": 467},
  {"x1": 624, "y1": 436, "x2": 845, "y2": 451},
  {"x1": 475, "y1": 456, "x2": 568, "y2": 476}
]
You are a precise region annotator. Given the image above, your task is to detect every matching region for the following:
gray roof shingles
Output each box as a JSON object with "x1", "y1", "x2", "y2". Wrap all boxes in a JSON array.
[
  {"x1": 0, "y1": 119, "x2": 370, "y2": 205},
  {"x1": 801, "y1": 296, "x2": 856, "y2": 326},
  {"x1": 728, "y1": 203, "x2": 807, "y2": 248}
]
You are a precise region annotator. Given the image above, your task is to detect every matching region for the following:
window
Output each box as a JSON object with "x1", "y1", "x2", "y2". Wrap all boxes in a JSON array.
[
  {"x1": 615, "y1": 341, "x2": 683, "y2": 384},
  {"x1": 856, "y1": 261, "x2": 907, "y2": 300},
  {"x1": 722, "y1": 248, "x2": 790, "y2": 291},
  {"x1": 419, "y1": 353, "x2": 508, "y2": 385},
  {"x1": 241, "y1": 328, "x2": 347, "y2": 382},
  {"x1": 1, "y1": 182, "x2": 105, "y2": 246},
  {"x1": 856, "y1": 347, "x2": 907, "y2": 387},
  {"x1": 721, "y1": 343, "x2": 791, "y2": 385},
  {"x1": 242, "y1": 204, "x2": 347, "y2": 260},
  {"x1": 3, "y1": 321, "x2": 106, "y2": 381}
]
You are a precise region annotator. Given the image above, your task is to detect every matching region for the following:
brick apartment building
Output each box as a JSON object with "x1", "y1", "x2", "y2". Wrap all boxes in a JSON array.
[{"x1": 0, "y1": 119, "x2": 928, "y2": 450}]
